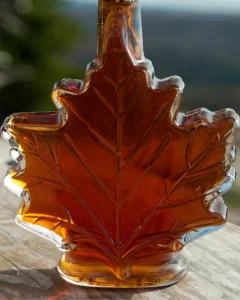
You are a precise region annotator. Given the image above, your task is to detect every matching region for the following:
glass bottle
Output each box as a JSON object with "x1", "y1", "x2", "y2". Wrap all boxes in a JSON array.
[{"x1": 1, "y1": 0, "x2": 239, "y2": 288}]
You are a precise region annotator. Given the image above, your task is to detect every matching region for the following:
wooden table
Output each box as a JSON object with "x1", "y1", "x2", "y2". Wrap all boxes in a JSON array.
[{"x1": 0, "y1": 139, "x2": 239, "y2": 300}]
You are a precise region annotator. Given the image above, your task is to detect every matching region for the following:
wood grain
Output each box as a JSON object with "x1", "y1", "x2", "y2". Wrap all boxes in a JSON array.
[{"x1": 0, "y1": 138, "x2": 239, "y2": 300}]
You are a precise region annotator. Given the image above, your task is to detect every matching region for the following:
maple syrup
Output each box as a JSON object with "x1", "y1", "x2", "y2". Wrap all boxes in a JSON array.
[{"x1": 1, "y1": 0, "x2": 239, "y2": 287}]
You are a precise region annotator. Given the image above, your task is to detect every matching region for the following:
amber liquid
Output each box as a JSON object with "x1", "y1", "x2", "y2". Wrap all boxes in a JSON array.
[{"x1": 5, "y1": 0, "x2": 237, "y2": 287}]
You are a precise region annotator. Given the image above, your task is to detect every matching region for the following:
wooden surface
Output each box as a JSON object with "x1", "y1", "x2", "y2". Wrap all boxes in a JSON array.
[{"x1": 0, "y1": 139, "x2": 240, "y2": 300}]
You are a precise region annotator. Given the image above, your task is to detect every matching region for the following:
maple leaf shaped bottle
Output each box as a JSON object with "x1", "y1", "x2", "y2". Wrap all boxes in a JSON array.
[{"x1": 1, "y1": 0, "x2": 239, "y2": 288}]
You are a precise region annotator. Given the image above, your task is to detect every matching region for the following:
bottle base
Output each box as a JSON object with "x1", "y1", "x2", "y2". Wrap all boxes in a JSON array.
[{"x1": 57, "y1": 255, "x2": 188, "y2": 288}]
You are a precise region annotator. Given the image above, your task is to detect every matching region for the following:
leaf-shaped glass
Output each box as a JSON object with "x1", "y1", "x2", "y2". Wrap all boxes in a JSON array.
[{"x1": 1, "y1": 0, "x2": 239, "y2": 288}]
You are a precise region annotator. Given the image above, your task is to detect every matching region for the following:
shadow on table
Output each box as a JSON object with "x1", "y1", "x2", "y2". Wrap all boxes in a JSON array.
[{"x1": 0, "y1": 267, "x2": 167, "y2": 299}]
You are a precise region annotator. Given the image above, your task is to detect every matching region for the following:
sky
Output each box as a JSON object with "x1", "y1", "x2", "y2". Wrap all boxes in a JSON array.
[{"x1": 71, "y1": 0, "x2": 240, "y2": 15}]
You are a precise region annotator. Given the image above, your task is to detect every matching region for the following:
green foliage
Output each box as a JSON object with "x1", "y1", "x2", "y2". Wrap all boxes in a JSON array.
[
  {"x1": 225, "y1": 190, "x2": 240, "y2": 208},
  {"x1": 0, "y1": 0, "x2": 83, "y2": 121}
]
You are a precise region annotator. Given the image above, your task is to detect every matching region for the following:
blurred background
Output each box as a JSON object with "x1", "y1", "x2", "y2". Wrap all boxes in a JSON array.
[{"x1": 0, "y1": 0, "x2": 239, "y2": 224}]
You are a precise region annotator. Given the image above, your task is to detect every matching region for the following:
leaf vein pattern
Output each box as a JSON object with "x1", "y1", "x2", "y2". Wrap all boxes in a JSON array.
[
  {"x1": 13, "y1": 132, "x2": 116, "y2": 250},
  {"x1": 119, "y1": 135, "x2": 171, "y2": 208},
  {"x1": 64, "y1": 100, "x2": 118, "y2": 157},
  {"x1": 92, "y1": 86, "x2": 117, "y2": 118},
  {"x1": 27, "y1": 212, "x2": 119, "y2": 263},
  {"x1": 121, "y1": 132, "x2": 231, "y2": 252},
  {"x1": 120, "y1": 102, "x2": 169, "y2": 170},
  {"x1": 64, "y1": 133, "x2": 116, "y2": 206}
]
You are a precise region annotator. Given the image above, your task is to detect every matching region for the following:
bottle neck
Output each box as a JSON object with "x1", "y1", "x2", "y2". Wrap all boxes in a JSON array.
[{"x1": 97, "y1": 0, "x2": 144, "y2": 61}]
